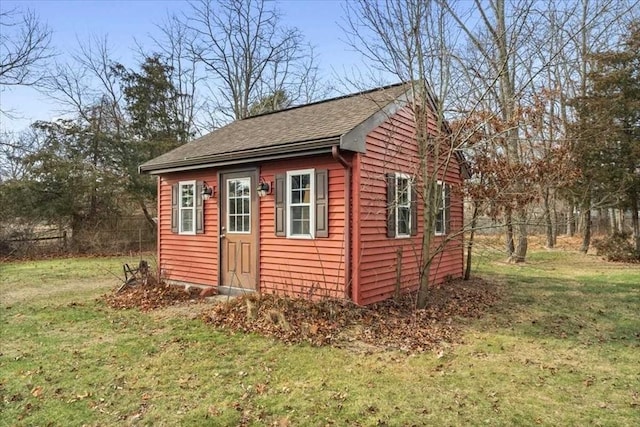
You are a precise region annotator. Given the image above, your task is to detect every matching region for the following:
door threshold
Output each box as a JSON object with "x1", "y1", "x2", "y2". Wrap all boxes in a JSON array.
[{"x1": 217, "y1": 286, "x2": 256, "y2": 296}]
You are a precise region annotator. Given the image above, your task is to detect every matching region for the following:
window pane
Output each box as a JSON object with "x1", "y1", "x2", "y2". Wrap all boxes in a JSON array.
[
  {"x1": 292, "y1": 219, "x2": 302, "y2": 235},
  {"x1": 181, "y1": 184, "x2": 194, "y2": 208},
  {"x1": 291, "y1": 188, "x2": 301, "y2": 203},
  {"x1": 435, "y1": 213, "x2": 444, "y2": 233},
  {"x1": 397, "y1": 178, "x2": 409, "y2": 205},
  {"x1": 226, "y1": 178, "x2": 251, "y2": 233},
  {"x1": 182, "y1": 209, "x2": 193, "y2": 232},
  {"x1": 398, "y1": 207, "x2": 410, "y2": 235},
  {"x1": 291, "y1": 175, "x2": 300, "y2": 190},
  {"x1": 291, "y1": 206, "x2": 310, "y2": 236}
]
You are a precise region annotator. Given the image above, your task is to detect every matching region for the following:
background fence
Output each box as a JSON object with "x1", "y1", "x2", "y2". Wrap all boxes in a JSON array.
[{"x1": 0, "y1": 216, "x2": 156, "y2": 259}]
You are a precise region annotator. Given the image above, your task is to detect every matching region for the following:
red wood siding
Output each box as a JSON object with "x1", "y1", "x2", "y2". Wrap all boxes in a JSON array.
[
  {"x1": 354, "y1": 106, "x2": 464, "y2": 305},
  {"x1": 158, "y1": 171, "x2": 218, "y2": 286},
  {"x1": 259, "y1": 155, "x2": 347, "y2": 300}
]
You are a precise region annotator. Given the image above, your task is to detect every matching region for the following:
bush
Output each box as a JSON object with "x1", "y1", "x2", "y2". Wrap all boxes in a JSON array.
[{"x1": 593, "y1": 232, "x2": 640, "y2": 263}]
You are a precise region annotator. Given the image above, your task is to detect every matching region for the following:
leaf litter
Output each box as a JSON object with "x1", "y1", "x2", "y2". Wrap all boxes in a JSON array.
[
  {"x1": 103, "y1": 277, "x2": 500, "y2": 353},
  {"x1": 204, "y1": 278, "x2": 500, "y2": 353},
  {"x1": 103, "y1": 279, "x2": 203, "y2": 312}
]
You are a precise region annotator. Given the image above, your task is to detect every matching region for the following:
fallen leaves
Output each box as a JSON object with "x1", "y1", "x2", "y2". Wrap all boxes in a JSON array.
[
  {"x1": 30, "y1": 386, "x2": 43, "y2": 398},
  {"x1": 101, "y1": 275, "x2": 499, "y2": 353},
  {"x1": 103, "y1": 280, "x2": 202, "y2": 311},
  {"x1": 203, "y1": 278, "x2": 500, "y2": 353}
]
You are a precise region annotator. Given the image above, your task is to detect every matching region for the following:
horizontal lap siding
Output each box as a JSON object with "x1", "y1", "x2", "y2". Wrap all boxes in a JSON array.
[
  {"x1": 356, "y1": 106, "x2": 464, "y2": 305},
  {"x1": 159, "y1": 171, "x2": 218, "y2": 286},
  {"x1": 259, "y1": 155, "x2": 347, "y2": 300}
]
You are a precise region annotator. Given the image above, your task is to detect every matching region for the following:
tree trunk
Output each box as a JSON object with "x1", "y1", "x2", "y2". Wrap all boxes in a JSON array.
[
  {"x1": 608, "y1": 208, "x2": 616, "y2": 234},
  {"x1": 631, "y1": 194, "x2": 640, "y2": 254},
  {"x1": 505, "y1": 209, "x2": 515, "y2": 256},
  {"x1": 512, "y1": 209, "x2": 528, "y2": 262},
  {"x1": 137, "y1": 198, "x2": 157, "y2": 234},
  {"x1": 551, "y1": 191, "x2": 558, "y2": 246},
  {"x1": 544, "y1": 187, "x2": 554, "y2": 248},
  {"x1": 567, "y1": 200, "x2": 575, "y2": 236},
  {"x1": 417, "y1": 175, "x2": 436, "y2": 309},
  {"x1": 580, "y1": 208, "x2": 591, "y2": 254},
  {"x1": 464, "y1": 201, "x2": 479, "y2": 280}
]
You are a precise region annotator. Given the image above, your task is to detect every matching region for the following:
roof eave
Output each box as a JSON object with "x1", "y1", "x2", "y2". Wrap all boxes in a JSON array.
[{"x1": 140, "y1": 137, "x2": 341, "y2": 175}]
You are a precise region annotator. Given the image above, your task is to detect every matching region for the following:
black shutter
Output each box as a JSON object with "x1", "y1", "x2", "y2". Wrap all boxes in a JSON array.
[
  {"x1": 444, "y1": 184, "x2": 451, "y2": 234},
  {"x1": 275, "y1": 174, "x2": 286, "y2": 236},
  {"x1": 410, "y1": 180, "x2": 418, "y2": 236},
  {"x1": 171, "y1": 183, "x2": 179, "y2": 233},
  {"x1": 195, "y1": 181, "x2": 204, "y2": 234},
  {"x1": 315, "y1": 169, "x2": 329, "y2": 238},
  {"x1": 386, "y1": 173, "x2": 396, "y2": 238}
]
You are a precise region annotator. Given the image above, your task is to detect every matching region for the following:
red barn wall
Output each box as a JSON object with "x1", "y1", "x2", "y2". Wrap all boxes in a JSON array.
[
  {"x1": 258, "y1": 155, "x2": 348, "y2": 299},
  {"x1": 156, "y1": 154, "x2": 348, "y2": 297},
  {"x1": 353, "y1": 106, "x2": 464, "y2": 305},
  {"x1": 158, "y1": 170, "x2": 218, "y2": 286}
]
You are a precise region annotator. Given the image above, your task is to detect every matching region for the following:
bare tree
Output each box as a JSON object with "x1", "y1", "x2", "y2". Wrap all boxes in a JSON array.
[
  {"x1": 185, "y1": 0, "x2": 323, "y2": 122},
  {"x1": 344, "y1": 0, "x2": 467, "y2": 308},
  {"x1": 0, "y1": 128, "x2": 42, "y2": 182},
  {"x1": 0, "y1": 7, "x2": 53, "y2": 88},
  {"x1": 150, "y1": 14, "x2": 202, "y2": 135}
]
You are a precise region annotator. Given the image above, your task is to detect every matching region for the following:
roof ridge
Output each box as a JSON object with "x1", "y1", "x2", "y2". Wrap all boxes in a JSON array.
[{"x1": 244, "y1": 82, "x2": 408, "y2": 120}]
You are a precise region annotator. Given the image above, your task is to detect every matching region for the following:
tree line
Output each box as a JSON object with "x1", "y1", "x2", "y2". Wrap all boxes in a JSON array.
[{"x1": 1, "y1": 1, "x2": 638, "y2": 275}]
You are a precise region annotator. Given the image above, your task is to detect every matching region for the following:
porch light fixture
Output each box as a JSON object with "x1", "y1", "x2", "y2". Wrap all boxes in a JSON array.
[
  {"x1": 256, "y1": 178, "x2": 271, "y2": 197},
  {"x1": 202, "y1": 182, "x2": 215, "y2": 200}
]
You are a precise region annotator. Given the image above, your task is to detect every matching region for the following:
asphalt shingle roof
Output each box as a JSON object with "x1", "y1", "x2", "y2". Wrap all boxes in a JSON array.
[{"x1": 140, "y1": 83, "x2": 409, "y2": 172}]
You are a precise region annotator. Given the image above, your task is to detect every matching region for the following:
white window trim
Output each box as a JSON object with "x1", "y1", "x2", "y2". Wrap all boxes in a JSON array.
[
  {"x1": 226, "y1": 177, "x2": 251, "y2": 234},
  {"x1": 286, "y1": 169, "x2": 315, "y2": 239},
  {"x1": 395, "y1": 172, "x2": 411, "y2": 238},
  {"x1": 179, "y1": 180, "x2": 196, "y2": 235},
  {"x1": 435, "y1": 180, "x2": 446, "y2": 236}
]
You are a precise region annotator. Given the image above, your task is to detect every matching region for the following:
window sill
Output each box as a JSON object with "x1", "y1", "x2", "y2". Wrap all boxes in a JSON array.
[{"x1": 286, "y1": 234, "x2": 315, "y2": 240}]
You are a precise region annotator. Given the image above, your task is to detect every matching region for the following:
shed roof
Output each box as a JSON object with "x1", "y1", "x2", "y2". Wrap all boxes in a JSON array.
[{"x1": 140, "y1": 83, "x2": 410, "y2": 174}]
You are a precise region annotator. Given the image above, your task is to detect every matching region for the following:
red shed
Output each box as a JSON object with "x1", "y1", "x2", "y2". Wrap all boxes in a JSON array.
[{"x1": 140, "y1": 83, "x2": 467, "y2": 305}]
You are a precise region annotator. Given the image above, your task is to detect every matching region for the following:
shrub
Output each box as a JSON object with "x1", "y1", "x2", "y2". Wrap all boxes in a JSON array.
[{"x1": 593, "y1": 232, "x2": 640, "y2": 263}]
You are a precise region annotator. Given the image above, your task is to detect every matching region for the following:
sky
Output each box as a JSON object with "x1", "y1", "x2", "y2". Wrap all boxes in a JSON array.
[{"x1": 0, "y1": 0, "x2": 370, "y2": 133}]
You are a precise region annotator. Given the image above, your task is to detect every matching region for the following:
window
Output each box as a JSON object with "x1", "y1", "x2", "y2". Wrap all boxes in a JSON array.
[
  {"x1": 179, "y1": 181, "x2": 196, "y2": 234},
  {"x1": 171, "y1": 180, "x2": 204, "y2": 235},
  {"x1": 386, "y1": 172, "x2": 417, "y2": 238},
  {"x1": 227, "y1": 178, "x2": 251, "y2": 233},
  {"x1": 395, "y1": 174, "x2": 412, "y2": 237},
  {"x1": 274, "y1": 169, "x2": 328, "y2": 239},
  {"x1": 287, "y1": 170, "x2": 314, "y2": 238},
  {"x1": 435, "y1": 182, "x2": 447, "y2": 235}
]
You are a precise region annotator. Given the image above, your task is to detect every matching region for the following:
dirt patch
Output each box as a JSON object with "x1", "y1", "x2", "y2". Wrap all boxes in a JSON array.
[{"x1": 202, "y1": 278, "x2": 500, "y2": 353}]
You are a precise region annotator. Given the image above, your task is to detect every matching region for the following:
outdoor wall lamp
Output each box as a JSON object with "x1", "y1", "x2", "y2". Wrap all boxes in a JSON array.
[
  {"x1": 256, "y1": 178, "x2": 272, "y2": 197},
  {"x1": 202, "y1": 182, "x2": 215, "y2": 200}
]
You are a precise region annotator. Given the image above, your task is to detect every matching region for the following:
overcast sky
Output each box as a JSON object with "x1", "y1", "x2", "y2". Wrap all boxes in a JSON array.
[{"x1": 1, "y1": 0, "x2": 373, "y2": 133}]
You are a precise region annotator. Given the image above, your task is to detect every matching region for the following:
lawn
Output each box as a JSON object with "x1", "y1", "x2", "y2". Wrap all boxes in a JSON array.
[{"x1": 1, "y1": 246, "x2": 638, "y2": 426}]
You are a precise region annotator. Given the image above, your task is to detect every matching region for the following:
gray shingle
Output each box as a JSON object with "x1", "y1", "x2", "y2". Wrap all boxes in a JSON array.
[{"x1": 141, "y1": 83, "x2": 409, "y2": 172}]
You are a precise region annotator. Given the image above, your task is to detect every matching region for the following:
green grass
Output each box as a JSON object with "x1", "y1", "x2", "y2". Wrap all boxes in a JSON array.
[{"x1": 1, "y1": 249, "x2": 639, "y2": 426}]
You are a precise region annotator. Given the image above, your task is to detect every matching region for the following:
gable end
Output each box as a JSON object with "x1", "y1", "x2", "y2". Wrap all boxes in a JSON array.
[{"x1": 339, "y1": 92, "x2": 410, "y2": 153}]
